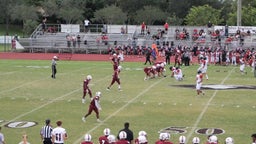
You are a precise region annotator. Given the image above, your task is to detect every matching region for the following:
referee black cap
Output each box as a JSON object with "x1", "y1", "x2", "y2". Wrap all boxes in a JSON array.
[{"x1": 45, "y1": 119, "x2": 50, "y2": 125}]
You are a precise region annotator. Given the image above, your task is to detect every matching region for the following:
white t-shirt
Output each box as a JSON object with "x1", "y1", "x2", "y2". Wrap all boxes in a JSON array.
[
  {"x1": 52, "y1": 127, "x2": 67, "y2": 143},
  {"x1": 84, "y1": 20, "x2": 90, "y2": 26}
]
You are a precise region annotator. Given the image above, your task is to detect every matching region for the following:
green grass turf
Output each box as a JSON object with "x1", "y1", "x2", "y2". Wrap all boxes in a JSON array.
[{"x1": 0, "y1": 59, "x2": 256, "y2": 144}]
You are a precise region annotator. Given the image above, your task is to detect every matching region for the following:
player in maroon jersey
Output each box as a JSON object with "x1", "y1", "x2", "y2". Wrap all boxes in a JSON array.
[
  {"x1": 144, "y1": 66, "x2": 156, "y2": 80},
  {"x1": 155, "y1": 133, "x2": 167, "y2": 144},
  {"x1": 116, "y1": 131, "x2": 130, "y2": 144},
  {"x1": 111, "y1": 53, "x2": 120, "y2": 70},
  {"x1": 82, "y1": 91, "x2": 102, "y2": 123},
  {"x1": 107, "y1": 135, "x2": 116, "y2": 144},
  {"x1": 99, "y1": 128, "x2": 111, "y2": 144},
  {"x1": 82, "y1": 75, "x2": 93, "y2": 103},
  {"x1": 81, "y1": 134, "x2": 94, "y2": 144},
  {"x1": 107, "y1": 65, "x2": 122, "y2": 91}
]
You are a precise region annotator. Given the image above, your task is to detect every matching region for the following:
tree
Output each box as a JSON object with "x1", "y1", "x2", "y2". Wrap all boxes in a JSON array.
[
  {"x1": 56, "y1": 0, "x2": 84, "y2": 24},
  {"x1": 10, "y1": 4, "x2": 39, "y2": 36},
  {"x1": 0, "y1": 0, "x2": 16, "y2": 34},
  {"x1": 185, "y1": 5, "x2": 223, "y2": 26},
  {"x1": 134, "y1": 6, "x2": 167, "y2": 25},
  {"x1": 93, "y1": 5, "x2": 127, "y2": 24}
]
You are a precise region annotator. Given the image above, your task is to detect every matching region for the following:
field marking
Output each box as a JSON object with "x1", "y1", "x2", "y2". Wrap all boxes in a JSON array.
[
  {"x1": 0, "y1": 66, "x2": 96, "y2": 96},
  {"x1": 73, "y1": 77, "x2": 166, "y2": 144},
  {"x1": 0, "y1": 74, "x2": 110, "y2": 127},
  {"x1": 186, "y1": 67, "x2": 235, "y2": 141}
]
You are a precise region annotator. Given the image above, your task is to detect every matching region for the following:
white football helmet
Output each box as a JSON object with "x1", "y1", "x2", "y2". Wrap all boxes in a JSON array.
[
  {"x1": 104, "y1": 128, "x2": 111, "y2": 136},
  {"x1": 156, "y1": 64, "x2": 161, "y2": 67},
  {"x1": 118, "y1": 65, "x2": 122, "y2": 70},
  {"x1": 84, "y1": 134, "x2": 92, "y2": 142},
  {"x1": 138, "y1": 131, "x2": 147, "y2": 136},
  {"x1": 107, "y1": 135, "x2": 116, "y2": 143},
  {"x1": 179, "y1": 135, "x2": 186, "y2": 144},
  {"x1": 152, "y1": 66, "x2": 156, "y2": 69},
  {"x1": 96, "y1": 91, "x2": 101, "y2": 97},
  {"x1": 225, "y1": 137, "x2": 234, "y2": 144},
  {"x1": 87, "y1": 75, "x2": 92, "y2": 80},
  {"x1": 163, "y1": 62, "x2": 167, "y2": 66},
  {"x1": 53, "y1": 56, "x2": 58, "y2": 59},
  {"x1": 160, "y1": 63, "x2": 165, "y2": 67},
  {"x1": 209, "y1": 135, "x2": 218, "y2": 143},
  {"x1": 192, "y1": 137, "x2": 200, "y2": 144},
  {"x1": 159, "y1": 133, "x2": 167, "y2": 140},
  {"x1": 119, "y1": 131, "x2": 127, "y2": 139},
  {"x1": 138, "y1": 135, "x2": 147, "y2": 144},
  {"x1": 166, "y1": 133, "x2": 170, "y2": 140}
]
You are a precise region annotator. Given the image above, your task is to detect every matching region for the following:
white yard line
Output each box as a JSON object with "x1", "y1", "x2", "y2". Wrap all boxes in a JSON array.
[
  {"x1": 73, "y1": 77, "x2": 165, "y2": 144},
  {"x1": 0, "y1": 74, "x2": 110, "y2": 127},
  {"x1": 186, "y1": 68, "x2": 235, "y2": 141}
]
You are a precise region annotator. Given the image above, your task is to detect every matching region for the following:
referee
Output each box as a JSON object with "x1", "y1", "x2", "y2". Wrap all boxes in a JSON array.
[{"x1": 40, "y1": 119, "x2": 53, "y2": 144}]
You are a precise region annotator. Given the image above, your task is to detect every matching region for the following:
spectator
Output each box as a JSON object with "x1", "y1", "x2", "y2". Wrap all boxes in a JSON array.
[
  {"x1": 117, "y1": 122, "x2": 134, "y2": 144},
  {"x1": 42, "y1": 17, "x2": 47, "y2": 34},
  {"x1": 51, "y1": 121, "x2": 68, "y2": 144},
  {"x1": 164, "y1": 22, "x2": 169, "y2": 33},
  {"x1": 72, "y1": 35, "x2": 77, "y2": 48},
  {"x1": 0, "y1": 127, "x2": 5, "y2": 144},
  {"x1": 141, "y1": 22, "x2": 146, "y2": 35},
  {"x1": 84, "y1": 19, "x2": 90, "y2": 33},
  {"x1": 77, "y1": 35, "x2": 81, "y2": 48},
  {"x1": 40, "y1": 119, "x2": 53, "y2": 144}
]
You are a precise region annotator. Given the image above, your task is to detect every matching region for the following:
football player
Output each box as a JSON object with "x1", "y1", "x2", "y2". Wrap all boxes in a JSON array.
[
  {"x1": 196, "y1": 70, "x2": 205, "y2": 96},
  {"x1": 192, "y1": 137, "x2": 200, "y2": 144},
  {"x1": 155, "y1": 133, "x2": 167, "y2": 144},
  {"x1": 82, "y1": 91, "x2": 102, "y2": 123},
  {"x1": 116, "y1": 131, "x2": 129, "y2": 144},
  {"x1": 179, "y1": 135, "x2": 186, "y2": 144},
  {"x1": 144, "y1": 66, "x2": 157, "y2": 80},
  {"x1": 173, "y1": 67, "x2": 184, "y2": 81},
  {"x1": 206, "y1": 135, "x2": 218, "y2": 144},
  {"x1": 99, "y1": 128, "x2": 111, "y2": 144},
  {"x1": 135, "y1": 131, "x2": 147, "y2": 144},
  {"x1": 169, "y1": 66, "x2": 176, "y2": 77},
  {"x1": 81, "y1": 134, "x2": 93, "y2": 144},
  {"x1": 107, "y1": 66, "x2": 122, "y2": 91},
  {"x1": 239, "y1": 56, "x2": 247, "y2": 74},
  {"x1": 111, "y1": 53, "x2": 120, "y2": 71},
  {"x1": 82, "y1": 75, "x2": 93, "y2": 103},
  {"x1": 225, "y1": 137, "x2": 234, "y2": 144},
  {"x1": 107, "y1": 135, "x2": 116, "y2": 144},
  {"x1": 198, "y1": 57, "x2": 209, "y2": 80}
]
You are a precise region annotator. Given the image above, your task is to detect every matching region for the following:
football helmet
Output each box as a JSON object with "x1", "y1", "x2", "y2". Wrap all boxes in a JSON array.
[
  {"x1": 209, "y1": 135, "x2": 218, "y2": 143},
  {"x1": 166, "y1": 133, "x2": 170, "y2": 140},
  {"x1": 156, "y1": 64, "x2": 161, "y2": 67},
  {"x1": 53, "y1": 56, "x2": 58, "y2": 59},
  {"x1": 107, "y1": 135, "x2": 116, "y2": 143},
  {"x1": 179, "y1": 135, "x2": 186, "y2": 144},
  {"x1": 160, "y1": 63, "x2": 165, "y2": 67},
  {"x1": 163, "y1": 62, "x2": 167, "y2": 66},
  {"x1": 119, "y1": 131, "x2": 127, "y2": 139},
  {"x1": 104, "y1": 128, "x2": 111, "y2": 136},
  {"x1": 96, "y1": 91, "x2": 101, "y2": 97},
  {"x1": 87, "y1": 75, "x2": 92, "y2": 80},
  {"x1": 159, "y1": 133, "x2": 167, "y2": 140},
  {"x1": 152, "y1": 66, "x2": 156, "y2": 69},
  {"x1": 192, "y1": 137, "x2": 200, "y2": 144},
  {"x1": 84, "y1": 134, "x2": 92, "y2": 142},
  {"x1": 118, "y1": 65, "x2": 122, "y2": 70},
  {"x1": 138, "y1": 131, "x2": 147, "y2": 136},
  {"x1": 225, "y1": 137, "x2": 234, "y2": 144},
  {"x1": 138, "y1": 135, "x2": 147, "y2": 144}
]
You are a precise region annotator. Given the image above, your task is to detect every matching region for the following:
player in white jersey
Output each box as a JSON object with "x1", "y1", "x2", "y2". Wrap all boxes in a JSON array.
[
  {"x1": 198, "y1": 57, "x2": 209, "y2": 80},
  {"x1": 52, "y1": 121, "x2": 67, "y2": 144}
]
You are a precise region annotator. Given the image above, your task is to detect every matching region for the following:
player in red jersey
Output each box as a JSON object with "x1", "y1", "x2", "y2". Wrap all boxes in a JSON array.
[
  {"x1": 81, "y1": 134, "x2": 93, "y2": 144},
  {"x1": 156, "y1": 63, "x2": 166, "y2": 77},
  {"x1": 99, "y1": 128, "x2": 111, "y2": 144},
  {"x1": 107, "y1": 135, "x2": 116, "y2": 144},
  {"x1": 82, "y1": 75, "x2": 93, "y2": 103},
  {"x1": 107, "y1": 66, "x2": 122, "y2": 91},
  {"x1": 116, "y1": 131, "x2": 130, "y2": 144},
  {"x1": 82, "y1": 91, "x2": 102, "y2": 123},
  {"x1": 155, "y1": 133, "x2": 167, "y2": 144},
  {"x1": 111, "y1": 53, "x2": 120, "y2": 71},
  {"x1": 144, "y1": 66, "x2": 156, "y2": 80},
  {"x1": 196, "y1": 70, "x2": 205, "y2": 96}
]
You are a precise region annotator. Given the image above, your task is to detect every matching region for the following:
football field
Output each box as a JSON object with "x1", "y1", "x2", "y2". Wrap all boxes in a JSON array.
[{"x1": 0, "y1": 59, "x2": 256, "y2": 144}]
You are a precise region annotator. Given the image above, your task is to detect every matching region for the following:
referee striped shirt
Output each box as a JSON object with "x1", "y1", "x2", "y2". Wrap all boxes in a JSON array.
[{"x1": 40, "y1": 125, "x2": 52, "y2": 139}]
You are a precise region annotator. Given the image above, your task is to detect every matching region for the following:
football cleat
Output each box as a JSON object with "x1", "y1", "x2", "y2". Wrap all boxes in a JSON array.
[
  {"x1": 82, "y1": 98, "x2": 85, "y2": 103},
  {"x1": 82, "y1": 117, "x2": 86, "y2": 122},
  {"x1": 97, "y1": 119, "x2": 102, "y2": 123},
  {"x1": 106, "y1": 87, "x2": 110, "y2": 91}
]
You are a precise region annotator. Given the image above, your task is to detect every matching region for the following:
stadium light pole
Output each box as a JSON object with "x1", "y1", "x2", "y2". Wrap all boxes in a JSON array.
[{"x1": 237, "y1": 0, "x2": 242, "y2": 26}]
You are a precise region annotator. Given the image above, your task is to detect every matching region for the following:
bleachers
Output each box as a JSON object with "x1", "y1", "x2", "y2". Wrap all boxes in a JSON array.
[{"x1": 18, "y1": 24, "x2": 256, "y2": 54}]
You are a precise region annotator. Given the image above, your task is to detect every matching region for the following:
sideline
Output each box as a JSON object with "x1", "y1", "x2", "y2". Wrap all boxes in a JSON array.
[{"x1": 186, "y1": 67, "x2": 235, "y2": 141}]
